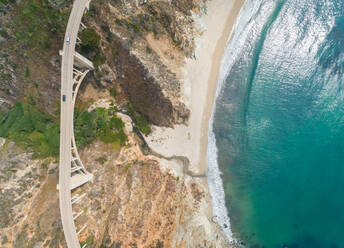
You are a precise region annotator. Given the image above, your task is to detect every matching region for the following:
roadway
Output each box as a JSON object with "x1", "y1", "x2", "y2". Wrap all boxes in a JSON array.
[{"x1": 59, "y1": 0, "x2": 89, "y2": 247}]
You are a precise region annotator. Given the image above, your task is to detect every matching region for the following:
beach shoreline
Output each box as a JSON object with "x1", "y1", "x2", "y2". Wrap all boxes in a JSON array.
[
  {"x1": 145, "y1": 0, "x2": 244, "y2": 242},
  {"x1": 199, "y1": 0, "x2": 245, "y2": 174},
  {"x1": 146, "y1": 0, "x2": 244, "y2": 174}
]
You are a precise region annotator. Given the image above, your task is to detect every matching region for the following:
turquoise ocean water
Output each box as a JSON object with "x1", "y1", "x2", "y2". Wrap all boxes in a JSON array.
[{"x1": 208, "y1": 0, "x2": 344, "y2": 247}]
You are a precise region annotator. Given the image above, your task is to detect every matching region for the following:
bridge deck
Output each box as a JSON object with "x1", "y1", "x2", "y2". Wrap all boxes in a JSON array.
[{"x1": 59, "y1": 0, "x2": 94, "y2": 247}]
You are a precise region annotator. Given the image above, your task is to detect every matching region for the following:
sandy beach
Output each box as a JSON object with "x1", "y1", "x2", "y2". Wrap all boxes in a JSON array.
[{"x1": 146, "y1": 0, "x2": 244, "y2": 175}]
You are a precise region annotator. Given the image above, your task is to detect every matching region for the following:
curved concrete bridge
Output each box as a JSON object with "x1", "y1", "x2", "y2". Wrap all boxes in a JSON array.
[{"x1": 59, "y1": 0, "x2": 94, "y2": 247}]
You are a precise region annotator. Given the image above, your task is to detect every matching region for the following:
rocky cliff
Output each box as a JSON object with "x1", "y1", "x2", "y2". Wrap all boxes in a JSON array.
[
  {"x1": 0, "y1": 118, "x2": 230, "y2": 247},
  {"x1": 0, "y1": 0, "x2": 233, "y2": 247},
  {"x1": 82, "y1": 0, "x2": 207, "y2": 126}
]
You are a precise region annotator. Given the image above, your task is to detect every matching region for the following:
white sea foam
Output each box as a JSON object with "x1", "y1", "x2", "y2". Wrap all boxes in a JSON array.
[{"x1": 206, "y1": 0, "x2": 263, "y2": 243}]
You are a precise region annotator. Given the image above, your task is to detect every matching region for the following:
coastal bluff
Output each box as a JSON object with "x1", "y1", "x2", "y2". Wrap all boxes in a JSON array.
[{"x1": 0, "y1": 0, "x2": 241, "y2": 247}]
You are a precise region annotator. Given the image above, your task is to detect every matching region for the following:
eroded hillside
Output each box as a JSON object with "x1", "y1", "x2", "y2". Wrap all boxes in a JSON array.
[{"x1": 0, "y1": 0, "x2": 233, "y2": 247}]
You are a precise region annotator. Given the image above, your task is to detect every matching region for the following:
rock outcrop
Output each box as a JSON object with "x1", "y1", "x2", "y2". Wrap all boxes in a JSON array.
[
  {"x1": 81, "y1": 0, "x2": 208, "y2": 126},
  {"x1": 0, "y1": 116, "x2": 231, "y2": 247}
]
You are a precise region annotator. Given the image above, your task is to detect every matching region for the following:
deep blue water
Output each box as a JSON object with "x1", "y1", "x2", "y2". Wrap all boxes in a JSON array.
[{"x1": 213, "y1": 0, "x2": 344, "y2": 247}]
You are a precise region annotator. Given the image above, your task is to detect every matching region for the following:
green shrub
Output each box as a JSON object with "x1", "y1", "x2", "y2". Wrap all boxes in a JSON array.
[
  {"x1": 146, "y1": 45, "x2": 152, "y2": 53},
  {"x1": 0, "y1": 28, "x2": 8, "y2": 38},
  {"x1": 95, "y1": 155, "x2": 107, "y2": 164},
  {"x1": 74, "y1": 110, "x2": 97, "y2": 147},
  {"x1": 80, "y1": 235, "x2": 94, "y2": 247},
  {"x1": 25, "y1": 67, "x2": 30, "y2": 78},
  {"x1": 128, "y1": 105, "x2": 151, "y2": 135},
  {"x1": 93, "y1": 53, "x2": 106, "y2": 68},
  {"x1": 79, "y1": 28, "x2": 106, "y2": 69},
  {"x1": 80, "y1": 28, "x2": 100, "y2": 53},
  {"x1": 0, "y1": 104, "x2": 127, "y2": 157},
  {"x1": 11, "y1": 0, "x2": 69, "y2": 51},
  {"x1": 109, "y1": 88, "x2": 117, "y2": 98},
  {"x1": 74, "y1": 108, "x2": 127, "y2": 148},
  {"x1": 0, "y1": 103, "x2": 59, "y2": 158},
  {"x1": 110, "y1": 116, "x2": 124, "y2": 129}
]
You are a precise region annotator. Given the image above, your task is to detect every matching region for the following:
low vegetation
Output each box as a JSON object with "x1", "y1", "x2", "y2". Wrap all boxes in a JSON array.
[
  {"x1": 74, "y1": 107, "x2": 127, "y2": 148},
  {"x1": 80, "y1": 28, "x2": 100, "y2": 53},
  {"x1": 109, "y1": 88, "x2": 117, "y2": 98},
  {"x1": 95, "y1": 155, "x2": 107, "y2": 164},
  {"x1": 0, "y1": 103, "x2": 127, "y2": 158},
  {"x1": 115, "y1": 13, "x2": 159, "y2": 37},
  {"x1": 79, "y1": 28, "x2": 105, "y2": 68},
  {"x1": 80, "y1": 236, "x2": 94, "y2": 247},
  {"x1": 128, "y1": 105, "x2": 151, "y2": 135},
  {"x1": 0, "y1": 0, "x2": 71, "y2": 111},
  {"x1": 112, "y1": 5, "x2": 183, "y2": 49},
  {"x1": 10, "y1": 0, "x2": 70, "y2": 52},
  {"x1": 0, "y1": 103, "x2": 59, "y2": 158}
]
